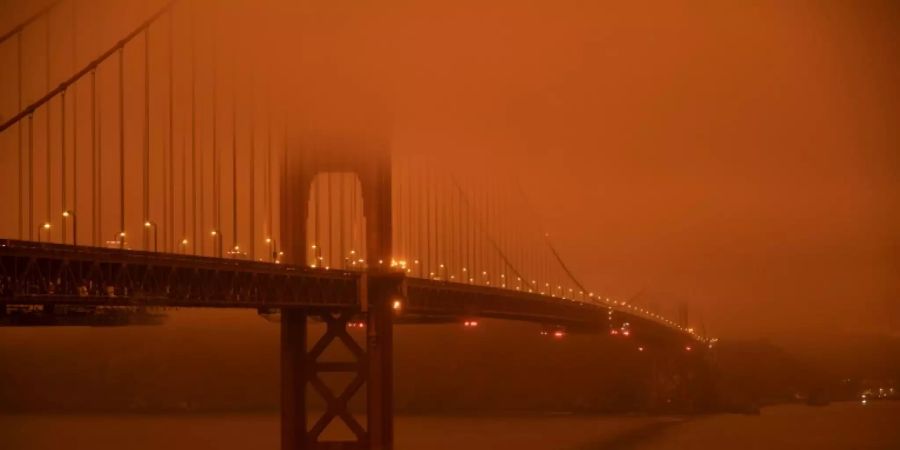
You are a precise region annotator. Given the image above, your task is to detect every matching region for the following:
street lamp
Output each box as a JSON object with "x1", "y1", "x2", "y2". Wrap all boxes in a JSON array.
[
  {"x1": 210, "y1": 230, "x2": 222, "y2": 258},
  {"x1": 37, "y1": 222, "x2": 51, "y2": 243},
  {"x1": 118, "y1": 231, "x2": 126, "y2": 249},
  {"x1": 180, "y1": 238, "x2": 189, "y2": 253},
  {"x1": 311, "y1": 243, "x2": 322, "y2": 267},
  {"x1": 62, "y1": 210, "x2": 76, "y2": 246},
  {"x1": 144, "y1": 221, "x2": 158, "y2": 252},
  {"x1": 265, "y1": 237, "x2": 277, "y2": 263}
]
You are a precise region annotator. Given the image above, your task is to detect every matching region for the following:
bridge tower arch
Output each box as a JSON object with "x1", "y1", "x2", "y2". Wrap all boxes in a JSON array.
[
  {"x1": 279, "y1": 129, "x2": 399, "y2": 450},
  {"x1": 281, "y1": 132, "x2": 393, "y2": 268}
]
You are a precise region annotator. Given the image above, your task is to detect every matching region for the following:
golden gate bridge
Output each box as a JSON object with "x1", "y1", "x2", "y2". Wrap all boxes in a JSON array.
[{"x1": 0, "y1": 1, "x2": 712, "y2": 448}]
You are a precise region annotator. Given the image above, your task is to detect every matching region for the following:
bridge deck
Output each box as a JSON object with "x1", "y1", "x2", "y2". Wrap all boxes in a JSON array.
[{"x1": 0, "y1": 240, "x2": 698, "y2": 344}]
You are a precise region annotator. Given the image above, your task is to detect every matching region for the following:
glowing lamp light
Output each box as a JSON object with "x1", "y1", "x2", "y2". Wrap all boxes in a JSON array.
[
  {"x1": 42, "y1": 222, "x2": 51, "y2": 230},
  {"x1": 685, "y1": 346, "x2": 693, "y2": 352},
  {"x1": 181, "y1": 238, "x2": 189, "y2": 245},
  {"x1": 392, "y1": 299, "x2": 402, "y2": 311},
  {"x1": 553, "y1": 330, "x2": 565, "y2": 339}
]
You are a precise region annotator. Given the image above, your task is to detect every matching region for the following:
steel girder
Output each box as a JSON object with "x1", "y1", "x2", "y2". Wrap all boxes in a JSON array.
[{"x1": 0, "y1": 240, "x2": 358, "y2": 308}]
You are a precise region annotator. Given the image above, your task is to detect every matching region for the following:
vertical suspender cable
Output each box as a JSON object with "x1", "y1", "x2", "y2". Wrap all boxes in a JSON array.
[
  {"x1": 405, "y1": 156, "x2": 412, "y2": 263},
  {"x1": 18, "y1": 34, "x2": 24, "y2": 239},
  {"x1": 90, "y1": 69, "x2": 96, "y2": 246},
  {"x1": 144, "y1": 29, "x2": 150, "y2": 249},
  {"x1": 182, "y1": 129, "x2": 187, "y2": 252},
  {"x1": 190, "y1": 2, "x2": 198, "y2": 254},
  {"x1": 412, "y1": 158, "x2": 419, "y2": 274},
  {"x1": 28, "y1": 114, "x2": 34, "y2": 240},
  {"x1": 119, "y1": 48, "x2": 125, "y2": 248},
  {"x1": 418, "y1": 163, "x2": 424, "y2": 277},
  {"x1": 326, "y1": 173, "x2": 333, "y2": 266},
  {"x1": 434, "y1": 169, "x2": 440, "y2": 275},
  {"x1": 46, "y1": 13, "x2": 51, "y2": 240},
  {"x1": 425, "y1": 165, "x2": 432, "y2": 277},
  {"x1": 457, "y1": 178, "x2": 463, "y2": 280},
  {"x1": 349, "y1": 172, "x2": 356, "y2": 264},
  {"x1": 404, "y1": 157, "x2": 410, "y2": 263},
  {"x1": 97, "y1": 71, "x2": 103, "y2": 245},
  {"x1": 72, "y1": 0, "x2": 78, "y2": 243},
  {"x1": 339, "y1": 172, "x2": 345, "y2": 268},
  {"x1": 61, "y1": 89, "x2": 66, "y2": 243},
  {"x1": 231, "y1": 49, "x2": 238, "y2": 255},
  {"x1": 281, "y1": 114, "x2": 287, "y2": 262},
  {"x1": 439, "y1": 170, "x2": 444, "y2": 274},
  {"x1": 249, "y1": 78, "x2": 256, "y2": 260},
  {"x1": 212, "y1": 17, "x2": 220, "y2": 256},
  {"x1": 440, "y1": 173, "x2": 447, "y2": 276},
  {"x1": 168, "y1": 9, "x2": 175, "y2": 252},
  {"x1": 432, "y1": 165, "x2": 438, "y2": 276},
  {"x1": 314, "y1": 176, "x2": 320, "y2": 266},
  {"x1": 391, "y1": 158, "x2": 397, "y2": 265},
  {"x1": 266, "y1": 95, "x2": 272, "y2": 258}
]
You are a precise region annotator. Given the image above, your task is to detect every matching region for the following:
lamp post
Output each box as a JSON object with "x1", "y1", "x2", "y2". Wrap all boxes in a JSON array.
[
  {"x1": 62, "y1": 210, "x2": 76, "y2": 246},
  {"x1": 118, "y1": 231, "x2": 126, "y2": 249},
  {"x1": 311, "y1": 243, "x2": 322, "y2": 268},
  {"x1": 180, "y1": 238, "x2": 189, "y2": 254},
  {"x1": 265, "y1": 237, "x2": 277, "y2": 263},
  {"x1": 144, "y1": 221, "x2": 158, "y2": 252},
  {"x1": 210, "y1": 230, "x2": 222, "y2": 258},
  {"x1": 37, "y1": 222, "x2": 51, "y2": 243}
]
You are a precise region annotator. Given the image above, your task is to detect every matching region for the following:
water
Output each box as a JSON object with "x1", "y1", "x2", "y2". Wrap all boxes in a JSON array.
[{"x1": 2, "y1": 402, "x2": 898, "y2": 449}]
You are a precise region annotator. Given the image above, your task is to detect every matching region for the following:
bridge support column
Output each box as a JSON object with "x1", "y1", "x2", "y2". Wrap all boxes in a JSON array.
[
  {"x1": 280, "y1": 274, "x2": 401, "y2": 450},
  {"x1": 365, "y1": 274, "x2": 397, "y2": 450},
  {"x1": 281, "y1": 308, "x2": 309, "y2": 449}
]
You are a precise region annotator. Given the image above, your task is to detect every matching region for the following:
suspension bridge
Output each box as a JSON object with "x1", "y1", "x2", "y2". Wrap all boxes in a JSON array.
[{"x1": 0, "y1": 1, "x2": 712, "y2": 448}]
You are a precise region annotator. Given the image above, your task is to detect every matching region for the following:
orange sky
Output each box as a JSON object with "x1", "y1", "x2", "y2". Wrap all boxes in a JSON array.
[{"x1": 0, "y1": 0, "x2": 897, "y2": 343}]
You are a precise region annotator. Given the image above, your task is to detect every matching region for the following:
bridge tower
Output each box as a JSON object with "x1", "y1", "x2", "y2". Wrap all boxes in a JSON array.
[{"x1": 279, "y1": 124, "x2": 401, "y2": 450}]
